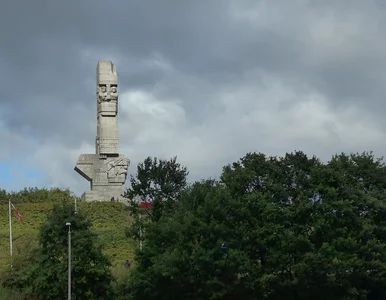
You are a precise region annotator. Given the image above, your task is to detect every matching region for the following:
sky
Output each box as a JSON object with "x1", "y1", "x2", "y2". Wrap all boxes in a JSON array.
[{"x1": 1, "y1": 0, "x2": 386, "y2": 196}]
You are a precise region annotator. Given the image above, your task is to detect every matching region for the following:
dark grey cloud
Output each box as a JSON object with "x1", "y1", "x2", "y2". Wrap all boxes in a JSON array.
[
  {"x1": 1, "y1": 0, "x2": 386, "y2": 194},
  {"x1": 1, "y1": 0, "x2": 245, "y2": 142}
]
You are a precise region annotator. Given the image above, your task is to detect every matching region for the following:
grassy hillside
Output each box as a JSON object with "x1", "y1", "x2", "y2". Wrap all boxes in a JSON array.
[{"x1": 0, "y1": 201, "x2": 136, "y2": 274}]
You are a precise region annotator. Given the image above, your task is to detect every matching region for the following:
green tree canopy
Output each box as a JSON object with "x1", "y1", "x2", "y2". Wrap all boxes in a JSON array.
[
  {"x1": 123, "y1": 156, "x2": 189, "y2": 244},
  {"x1": 0, "y1": 187, "x2": 75, "y2": 204},
  {"x1": 124, "y1": 156, "x2": 188, "y2": 204},
  {"x1": 26, "y1": 201, "x2": 114, "y2": 300},
  {"x1": 126, "y1": 151, "x2": 386, "y2": 300}
]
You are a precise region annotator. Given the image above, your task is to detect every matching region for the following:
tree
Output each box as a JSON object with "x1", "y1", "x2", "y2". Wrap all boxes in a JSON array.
[
  {"x1": 26, "y1": 201, "x2": 114, "y2": 299},
  {"x1": 124, "y1": 156, "x2": 188, "y2": 207},
  {"x1": 0, "y1": 187, "x2": 76, "y2": 204},
  {"x1": 123, "y1": 156, "x2": 189, "y2": 244},
  {"x1": 303, "y1": 152, "x2": 386, "y2": 299},
  {"x1": 127, "y1": 151, "x2": 386, "y2": 299},
  {"x1": 127, "y1": 180, "x2": 261, "y2": 300}
]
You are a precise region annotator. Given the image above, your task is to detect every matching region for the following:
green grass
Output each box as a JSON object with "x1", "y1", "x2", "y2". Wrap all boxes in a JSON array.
[
  {"x1": 0, "y1": 286, "x2": 25, "y2": 300},
  {"x1": 0, "y1": 201, "x2": 136, "y2": 274}
]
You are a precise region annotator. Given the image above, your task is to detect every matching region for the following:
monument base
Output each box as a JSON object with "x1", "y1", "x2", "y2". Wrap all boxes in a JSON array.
[{"x1": 81, "y1": 190, "x2": 127, "y2": 203}]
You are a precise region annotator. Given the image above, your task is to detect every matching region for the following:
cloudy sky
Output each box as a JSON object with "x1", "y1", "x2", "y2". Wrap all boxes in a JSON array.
[{"x1": 1, "y1": 0, "x2": 386, "y2": 195}]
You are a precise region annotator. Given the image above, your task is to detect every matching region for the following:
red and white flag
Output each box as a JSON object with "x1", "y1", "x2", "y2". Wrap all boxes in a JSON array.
[{"x1": 10, "y1": 203, "x2": 23, "y2": 223}]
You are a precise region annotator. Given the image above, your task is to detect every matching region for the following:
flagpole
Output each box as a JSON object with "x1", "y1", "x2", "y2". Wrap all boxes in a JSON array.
[{"x1": 9, "y1": 200, "x2": 13, "y2": 268}]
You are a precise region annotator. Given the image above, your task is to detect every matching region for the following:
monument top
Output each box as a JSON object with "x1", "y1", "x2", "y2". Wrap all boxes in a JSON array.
[{"x1": 97, "y1": 60, "x2": 118, "y2": 85}]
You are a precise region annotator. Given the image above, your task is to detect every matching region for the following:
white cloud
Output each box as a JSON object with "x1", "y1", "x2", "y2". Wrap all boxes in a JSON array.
[
  {"x1": 5, "y1": 57, "x2": 386, "y2": 197},
  {"x1": 3, "y1": 0, "x2": 386, "y2": 196}
]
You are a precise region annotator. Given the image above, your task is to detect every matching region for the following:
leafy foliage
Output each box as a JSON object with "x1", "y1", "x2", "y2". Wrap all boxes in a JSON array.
[
  {"x1": 123, "y1": 156, "x2": 189, "y2": 244},
  {"x1": 2, "y1": 151, "x2": 386, "y2": 299},
  {"x1": 0, "y1": 286, "x2": 24, "y2": 300},
  {"x1": 0, "y1": 187, "x2": 75, "y2": 204},
  {"x1": 0, "y1": 190, "x2": 135, "y2": 299},
  {"x1": 127, "y1": 151, "x2": 386, "y2": 299},
  {"x1": 124, "y1": 156, "x2": 188, "y2": 203},
  {"x1": 26, "y1": 201, "x2": 114, "y2": 299}
]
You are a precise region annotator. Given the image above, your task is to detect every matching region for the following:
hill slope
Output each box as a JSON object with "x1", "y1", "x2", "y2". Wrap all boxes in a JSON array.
[{"x1": 0, "y1": 201, "x2": 136, "y2": 274}]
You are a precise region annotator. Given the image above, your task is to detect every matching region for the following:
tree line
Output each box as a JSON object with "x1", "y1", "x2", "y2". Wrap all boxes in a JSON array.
[
  {"x1": 124, "y1": 151, "x2": 386, "y2": 300},
  {"x1": 2, "y1": 151, "x2": 386, "y2": 299}
]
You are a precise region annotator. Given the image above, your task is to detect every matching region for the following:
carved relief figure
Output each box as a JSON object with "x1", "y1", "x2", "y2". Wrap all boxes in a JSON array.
[
  {"x1": 110, "y1": 85, "x2": 118, "y2": 101},
  {"x1": 98, "y1": 84, "x2": 118, "y2": 103},
  {"x1": 98, "y1": 85, "x2": 107, "y2": 103},
  {"x1": 107, "y1": 157, "x2": 130, "y2": 178}
]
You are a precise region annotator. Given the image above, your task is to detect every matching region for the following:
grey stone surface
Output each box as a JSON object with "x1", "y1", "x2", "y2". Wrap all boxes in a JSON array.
[{"x1": 74, "y1": 61, "x2": 130, "y2": 202}]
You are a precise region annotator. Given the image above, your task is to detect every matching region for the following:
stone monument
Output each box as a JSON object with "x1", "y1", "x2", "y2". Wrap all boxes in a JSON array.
[{"x1": 74, "y1": 61, "x2": 130, "y2": 202}]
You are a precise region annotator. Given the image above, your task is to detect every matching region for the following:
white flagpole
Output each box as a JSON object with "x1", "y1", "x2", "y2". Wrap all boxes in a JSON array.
[
  {"x1": 139, "y1": 213, "x2": 143, "y2": 250},
  {"x1": 9, "y1": 200, "x2": 13, "y2": 268}
]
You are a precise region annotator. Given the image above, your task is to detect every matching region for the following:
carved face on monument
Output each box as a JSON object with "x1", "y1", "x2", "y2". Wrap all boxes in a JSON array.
[
  {"x1": 119, "y1": 163, "x2": 128, "y2": 174},
  {"x1": 107, "y1": 157, "x2": 130, "y2": 178},
  {"x1": 110, "y1": 85, "x2": 118, "y2": 101},
  {"x1": 98, "y1": 84, "x2": 117, "y2": 103},
  {"x1": 98, "y1": 85, "x2": 108, "y2": 103}
]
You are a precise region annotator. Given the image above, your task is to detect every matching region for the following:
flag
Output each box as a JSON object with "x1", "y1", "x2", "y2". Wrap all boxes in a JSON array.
[
  {"x1": 10, "y1": 203, "x2": 23, "y2": 223},
  {"x1": 140, "y1": 201, "x2": 153, "y2": 209}
]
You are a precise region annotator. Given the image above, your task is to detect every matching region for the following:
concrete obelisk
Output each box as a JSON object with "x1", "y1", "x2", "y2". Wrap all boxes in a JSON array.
[{"x1": 74, "y1": 61, "x2": 130, "y2": 202}]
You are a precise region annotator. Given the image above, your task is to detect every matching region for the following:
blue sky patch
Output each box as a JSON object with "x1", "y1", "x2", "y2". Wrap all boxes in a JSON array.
[{"x1": 0, "y1": 161, "x2": 46, "y2": 192}]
